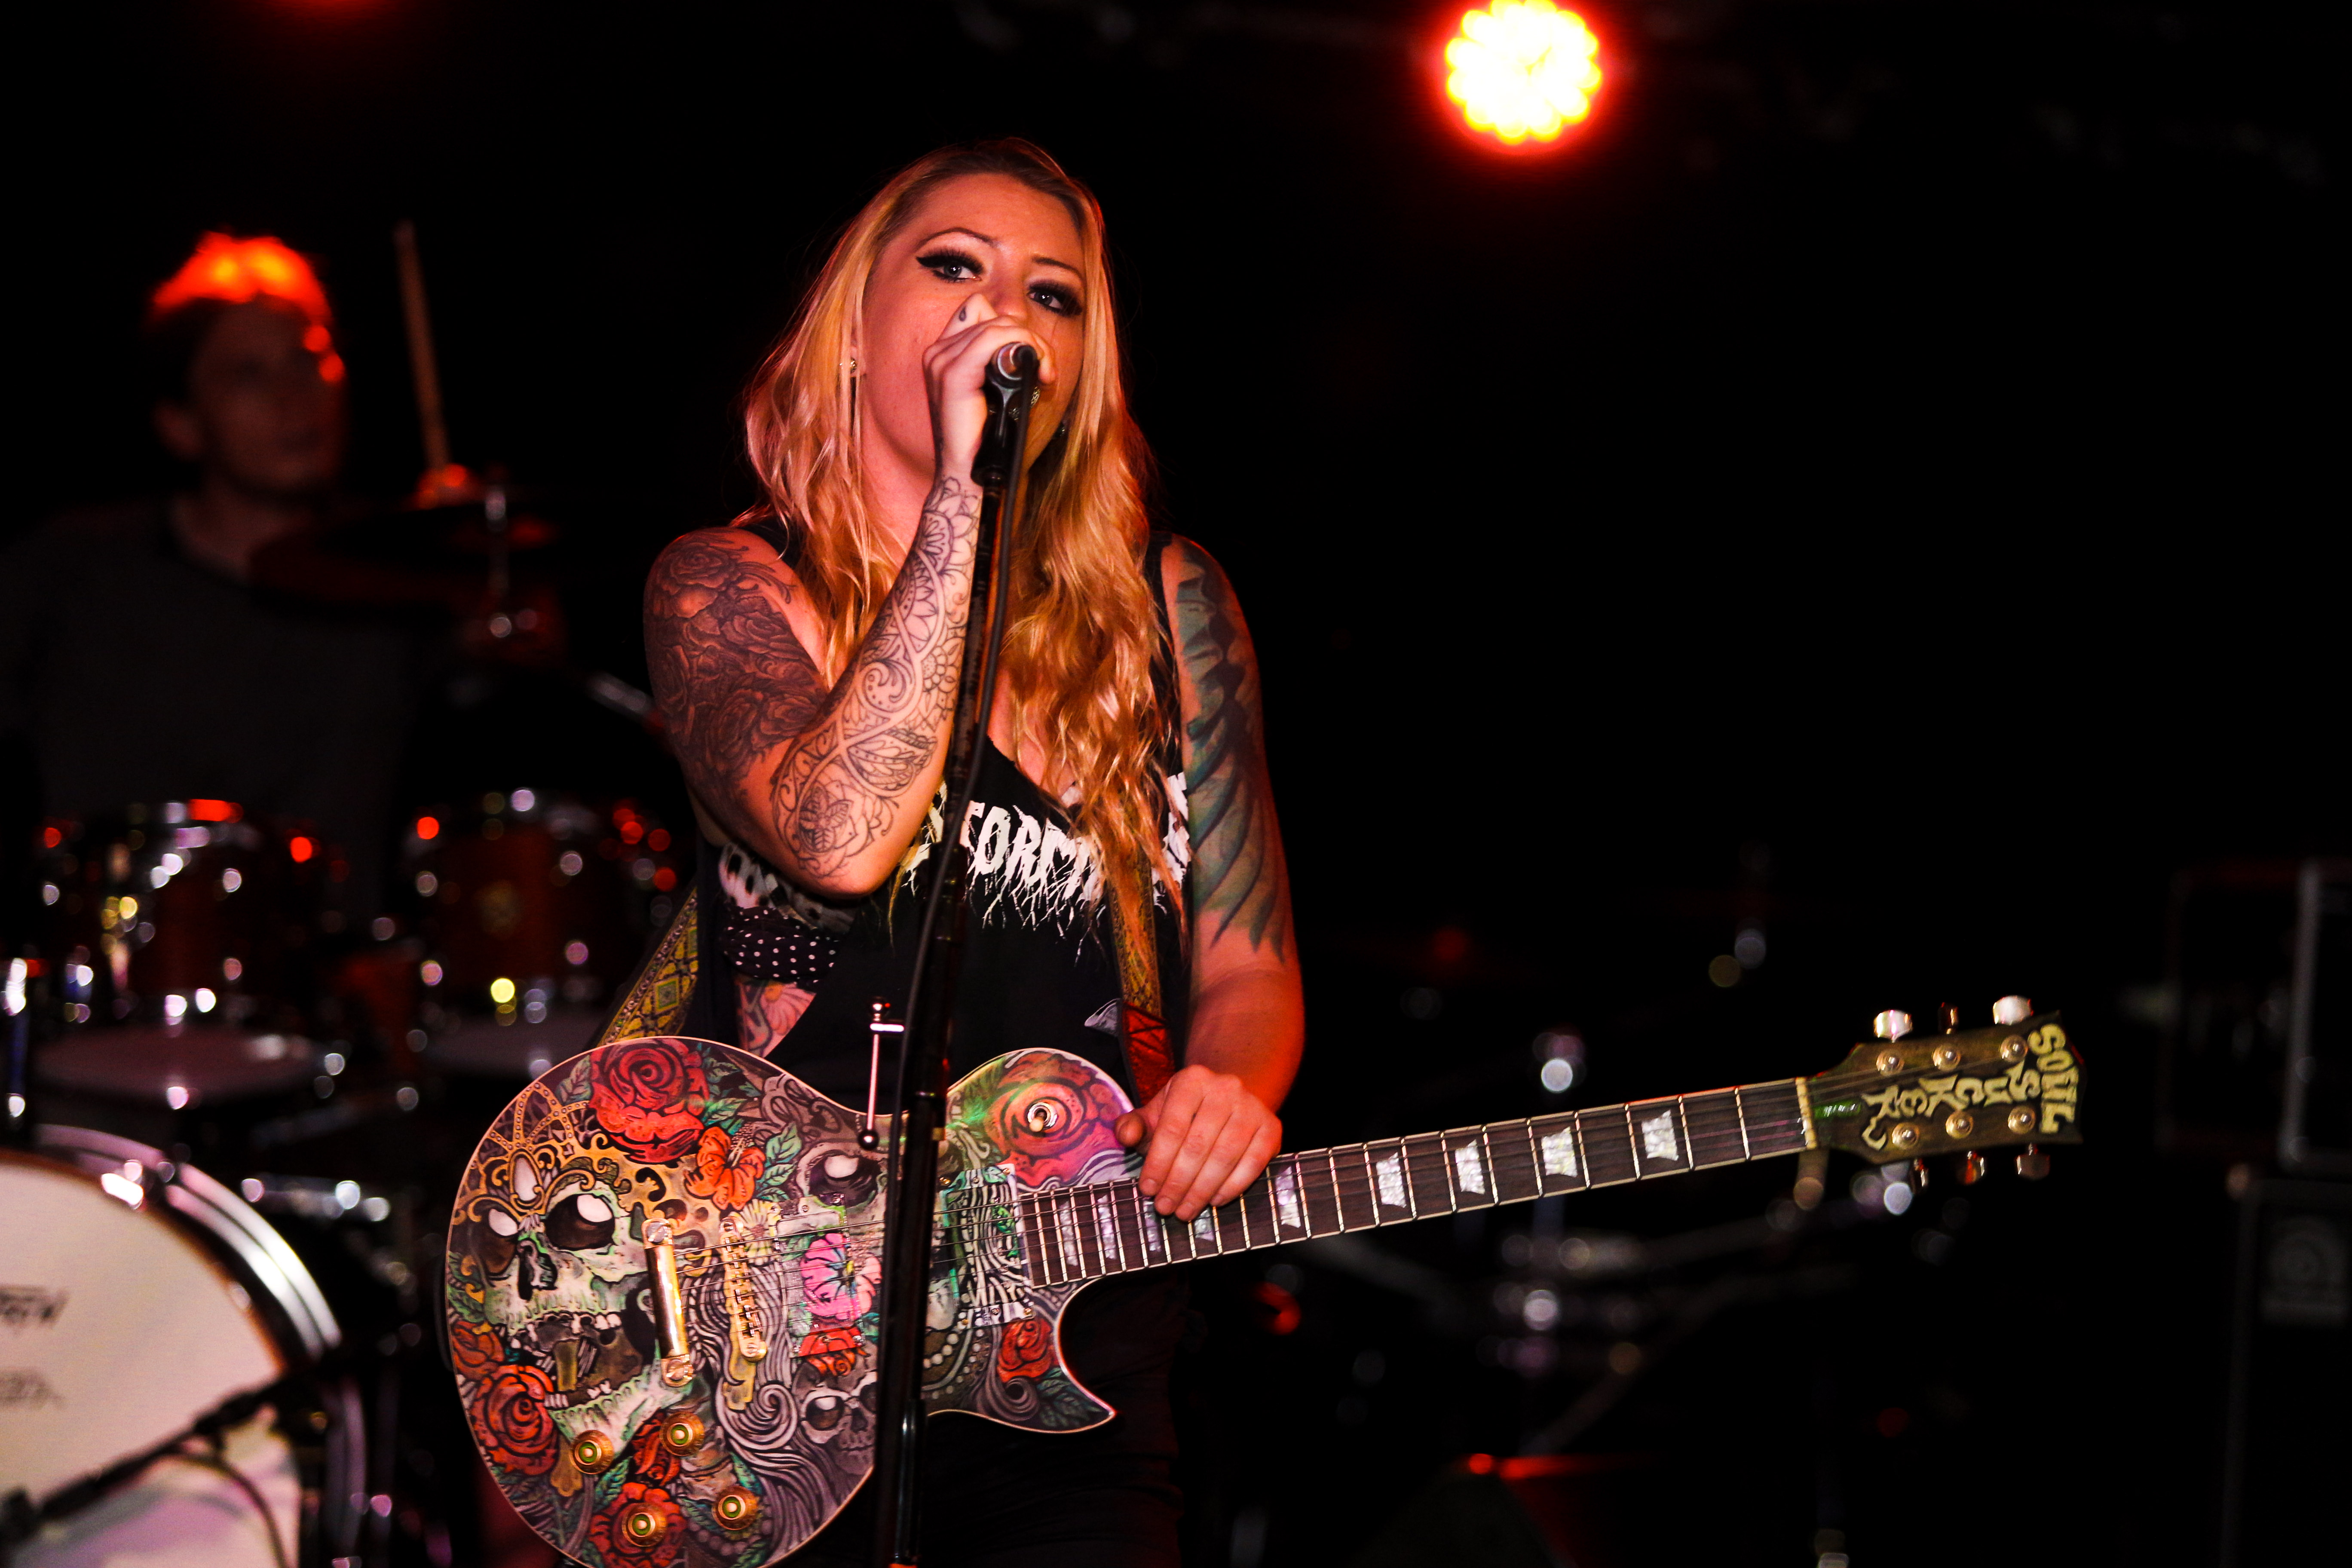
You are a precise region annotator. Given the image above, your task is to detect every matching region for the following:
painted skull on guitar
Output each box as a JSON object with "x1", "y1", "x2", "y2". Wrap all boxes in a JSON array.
[{"x1": 447, "y1": 1035, "x2": 887, "y2": 1564}]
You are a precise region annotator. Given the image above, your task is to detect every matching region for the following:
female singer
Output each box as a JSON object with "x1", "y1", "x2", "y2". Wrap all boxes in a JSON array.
[{"x1": 643, "y1": 140, "x2": 1304, "y2": 1566}]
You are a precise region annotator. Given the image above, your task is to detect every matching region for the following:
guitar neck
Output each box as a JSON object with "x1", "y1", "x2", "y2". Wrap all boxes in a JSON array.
[{"x1": 1013, "y1": 1079, "x2": 1818, "y2": 1289}]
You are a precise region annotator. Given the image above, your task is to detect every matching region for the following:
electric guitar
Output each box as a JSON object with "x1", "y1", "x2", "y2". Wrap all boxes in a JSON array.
[{"x1": 446, "y1": 1008, "x2": 2081, "y2": 1565}]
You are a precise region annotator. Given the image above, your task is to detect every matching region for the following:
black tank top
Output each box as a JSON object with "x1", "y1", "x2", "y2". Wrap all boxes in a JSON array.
[{"x1": 698, "y1": 518, "x2": 1191, "y2": 1112}]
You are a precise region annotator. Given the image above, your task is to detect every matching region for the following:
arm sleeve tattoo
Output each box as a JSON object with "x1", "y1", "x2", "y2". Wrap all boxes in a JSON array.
[
  {"x1": 1171, "y1": 541, "x2": 1293, "y2": 960},
  {"x1": 643, "y1": 478, "x2": 979, "y2": 884}
]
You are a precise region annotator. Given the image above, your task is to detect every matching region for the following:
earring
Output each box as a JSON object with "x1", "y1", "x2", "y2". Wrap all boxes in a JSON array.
[{"x1": 840, "y1": 357, "x2": 859, "y2": 377}]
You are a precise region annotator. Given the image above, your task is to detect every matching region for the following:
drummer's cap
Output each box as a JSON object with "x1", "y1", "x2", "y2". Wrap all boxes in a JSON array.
[{"x1": 146, "y1": 234, "x2": 343, "y2": 394}]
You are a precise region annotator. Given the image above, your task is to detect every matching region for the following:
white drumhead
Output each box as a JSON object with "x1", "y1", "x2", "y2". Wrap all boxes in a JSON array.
[{"x1": 0, "y1": 1152, "x2": 299, "y2": 1566}]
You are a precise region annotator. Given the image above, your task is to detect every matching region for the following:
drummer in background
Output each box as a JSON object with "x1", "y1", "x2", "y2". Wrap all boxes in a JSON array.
[{"x1": 0, "y1": 235, "x2": 420, "y2": 922}]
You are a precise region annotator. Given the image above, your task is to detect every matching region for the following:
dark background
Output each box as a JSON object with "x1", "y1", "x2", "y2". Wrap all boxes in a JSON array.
[{"x1": 15, "y1": 1, "x2": 2344, "y2": 1564}]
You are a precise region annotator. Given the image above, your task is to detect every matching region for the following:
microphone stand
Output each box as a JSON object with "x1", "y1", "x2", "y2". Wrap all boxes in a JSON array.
[{"x1": 871, "y1": 344, "x2": 1038, "y2": 1568}]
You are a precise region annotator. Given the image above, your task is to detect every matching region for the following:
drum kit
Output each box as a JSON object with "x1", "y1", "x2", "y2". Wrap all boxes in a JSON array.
[
  {"x1": 3, "y1": 783, "x2": 681, "y2": 1565},
  {"x1": 1, "y1": 219, "x2": 695, "y2": 1564}
]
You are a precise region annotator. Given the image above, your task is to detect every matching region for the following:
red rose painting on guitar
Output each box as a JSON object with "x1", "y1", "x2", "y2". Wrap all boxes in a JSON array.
[{"x1": 450, "y1": 1016, "x2": 2082, "y2": 1565}]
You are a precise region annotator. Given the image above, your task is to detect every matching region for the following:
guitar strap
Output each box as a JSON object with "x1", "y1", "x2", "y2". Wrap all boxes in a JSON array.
[
  {"x1": 594, "y1": 883, "x2": 700, "y2": 1045},
  {"x1": 1109, "y1": 865, "x2": 1173, "y2": 1105}
]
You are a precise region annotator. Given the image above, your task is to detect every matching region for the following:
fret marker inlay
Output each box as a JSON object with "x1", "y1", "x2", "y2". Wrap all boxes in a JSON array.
[
  {"x1": 1540, "y1": 1127, "x2": 1578, "y2": 1177},
  {"x1": 1639, "y1": 1112, "x2": 1680, "y2": 1162},
  {"x1": 1094, "y1": 1192, "x2": 1119, "y2": 1262},
  {"x1": 1375, "y1": 1154, "x2": 1407, "y2": 1209},
  {"x1": 1452, "y1": 1143, "x2": 1487, "y2": 1194},
  {"x1": 1274, "y1": 1166, "x2": 1303, "y2": 1230}
]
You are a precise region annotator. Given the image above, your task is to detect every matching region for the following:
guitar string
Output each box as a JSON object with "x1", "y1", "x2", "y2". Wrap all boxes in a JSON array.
[{"x1": 1012, "y1": 1108, "x2": 1813, "y2": 1282}]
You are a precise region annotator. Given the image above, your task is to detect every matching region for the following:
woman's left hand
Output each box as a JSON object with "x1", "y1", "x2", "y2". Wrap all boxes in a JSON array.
[{"x1": 1115, "y1": 1065, "x2": 1283, "y2": 1222}]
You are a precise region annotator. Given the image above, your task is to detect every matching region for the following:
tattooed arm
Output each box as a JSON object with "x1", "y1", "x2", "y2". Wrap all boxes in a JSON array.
[
  {"x1": 642, "y1": 478, "x2": 979, "y2": 898},
  {"x1": 1121, "y1": 536, "x2": 1305, "y2": 1220}
]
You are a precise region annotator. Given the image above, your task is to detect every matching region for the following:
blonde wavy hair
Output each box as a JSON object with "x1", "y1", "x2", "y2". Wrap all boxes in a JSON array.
[{"x1": 741, "y1": 140, "x2": 1177, "y2": 933}]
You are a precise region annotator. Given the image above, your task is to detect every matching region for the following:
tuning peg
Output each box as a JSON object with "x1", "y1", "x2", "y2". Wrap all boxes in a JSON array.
[
  {"x1": 1873, "y1": 1010, "x2": 1914, "y2": 1041},
  {"x1": 1939, "y1": 1003, "x2": 1959, "y2": 1032},
  {"x1": 2015, "y1": 1144, "x2": 2050, "y2": 1180},
  {"x1": 1958, "y1": 1151, "x2": 1987, "y2": 1185},
  {"x1": 1911, "y1": 1158, "x2": 1931, "y2": 1190},
  {"x1": 1991, "y1": 995, "x2": 2034, "y2": 1026}
]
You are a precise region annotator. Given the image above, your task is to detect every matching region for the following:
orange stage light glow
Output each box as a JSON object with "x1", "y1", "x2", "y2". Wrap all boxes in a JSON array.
[
  {"x1": 150, "y1": 233, "x2": 346, "y2": 383},
  {"x1": 151, "y1": 234, "x2": 333, "y2": 325},
  {"x1": 1445, "y1": 0, "x2": 1604, "y2": 147}
]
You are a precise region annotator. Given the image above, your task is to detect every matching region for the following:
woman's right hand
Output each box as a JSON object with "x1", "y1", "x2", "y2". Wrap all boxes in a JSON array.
[{"x1": 922, "y1": 292, "x2": 1057, "y2": 487}]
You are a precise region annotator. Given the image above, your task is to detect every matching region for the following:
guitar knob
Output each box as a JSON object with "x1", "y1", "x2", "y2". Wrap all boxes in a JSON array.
[
  {"x1": 1873, "y1": 1010, "x2": 1914, "y2": 1042},
  {"x1": 570, "y1": 1431, "x2": 617, "y2": 1473},
  {"x1": 1991, "y1": 995, "x2": 2034, "y2": 1026},
  {"x1": 714, "y1": 1488, "x2": 761, "y2": 1531},
  {"x1": 1959, "y1": 1151, "x2": 1987, "y2": 1185},
  {"x1": 2016, "y1": 1144, "x2": 2050, "y2": 1181}
]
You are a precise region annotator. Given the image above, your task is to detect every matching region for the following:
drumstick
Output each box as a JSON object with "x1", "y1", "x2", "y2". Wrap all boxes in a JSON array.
[{"x1": 393, "y1": 219, "x2": 453, "y2": 483}]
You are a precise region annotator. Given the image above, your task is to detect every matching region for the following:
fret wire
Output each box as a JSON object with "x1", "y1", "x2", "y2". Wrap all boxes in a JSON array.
[
  {"x1": 1735, "y1": 1086, "x2": 1753, "y2": 1161},
  {"x1": 1623, "y1": 1104, "x2": 1641, "y2": 1179},
  {"x1": 1477, "y1": 1127, "x2": 1496, "y2": 1206},
  {"x1": 1105, "y1": 1185, "x2": 1133, "y2": 1269},
  {"x1": 1068, "y1": 1188, "x2": 1094, "y2": 1279},
  {"x1": 1090, "y1": 1187, "x2": 1112, "y2": 1276},
  {"x1": 1521, "y1": 1120, "x2": 1544, "y2": 1196},
  {"x1": 1676, "y1": 1095, "x2": 1689, "y2": 1167},
  {"x1": 1325, "y1": 1149, "x2": 1344, "y2": 1233},
  {"x1": 1124, "y1": 1183, "x2": 1145, "y2": 1270},
  {"x1": 1572, "y1": 1112, "x2": 1591, "y2": 1188},
  {"x1": 1127, "y1": 1189, "x2": 1152, "y2": 1270},
  {"x1": 1435, "y1": 1133, "x2": 1460, "y2": 1211},
  {"x1": 1145, "y1": 1186, "x2": 1168, "y2": 1266},
  {"x1": 1059, "y1": 1192, "x2": 1077, "y2": 1283},
  {"x1": 1112, "y1": 1182, "x2": 1139, "y2": 1270}
]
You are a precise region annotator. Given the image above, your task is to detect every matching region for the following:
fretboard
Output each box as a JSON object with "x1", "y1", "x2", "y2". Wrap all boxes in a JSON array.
[{"x1": 1011, "y1": 1079, "x2": 1815, "y2": 1289}]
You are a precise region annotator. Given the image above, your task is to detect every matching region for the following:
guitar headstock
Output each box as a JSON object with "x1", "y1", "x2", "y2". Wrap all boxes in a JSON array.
[{"x1": 1806, "y1": 1002, "x2": 2081, "y2": 1165}]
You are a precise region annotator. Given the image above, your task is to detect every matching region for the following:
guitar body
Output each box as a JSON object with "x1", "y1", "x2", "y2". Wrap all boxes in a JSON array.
[{"x1": 447, "y1": 1035, "x2": 1132, "y2": 1567}]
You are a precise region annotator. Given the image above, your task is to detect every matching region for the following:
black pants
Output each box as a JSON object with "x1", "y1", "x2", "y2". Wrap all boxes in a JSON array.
[{"x1": 790, "y1": 1276, "x2": 1188, "y2": 1568}]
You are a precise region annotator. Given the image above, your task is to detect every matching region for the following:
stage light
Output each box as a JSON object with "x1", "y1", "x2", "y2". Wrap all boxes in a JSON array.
[{"x1": 1445, "y1": 0, "x2": 1603, "y2": 147}]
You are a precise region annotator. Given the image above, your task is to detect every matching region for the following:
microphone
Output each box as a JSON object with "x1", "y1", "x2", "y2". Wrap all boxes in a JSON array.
[
  {"x1": 987, "y1": 342, "x2": 1039, "y2": 392},
  {"x1": 974, "y1": 343, "x2": 1040, "y2": 487}
]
